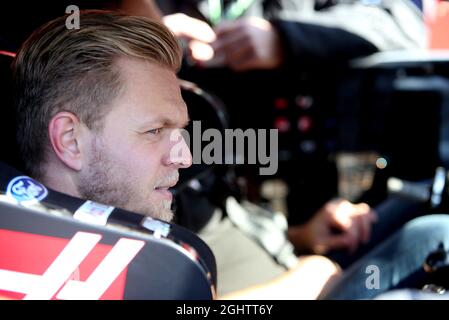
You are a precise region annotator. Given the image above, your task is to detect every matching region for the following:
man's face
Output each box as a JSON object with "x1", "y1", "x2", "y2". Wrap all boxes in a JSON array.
[{"x1": 77, "y1": 57, "x2": 192, "y2": 222}]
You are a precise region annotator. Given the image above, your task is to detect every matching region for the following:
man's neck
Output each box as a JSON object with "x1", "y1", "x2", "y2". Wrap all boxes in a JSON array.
[{"x1": 40, "y1": 162, "x2": 81, "y2": 199}]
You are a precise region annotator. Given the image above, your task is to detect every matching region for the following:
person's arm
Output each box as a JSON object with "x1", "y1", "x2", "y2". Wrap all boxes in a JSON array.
[
  {"x1": 210, "y1": 16, "x2": 378, "y2": 72},
  {"x1": 220, "y1": 255, "x2": 341, "y2": 300},
  {"x1": 272, "y1": 0, "x2": 425, "y2": 54},
  {"x1": 271, "y1": 20, "x2": 379, "y2": 70},
  {"x1": 269, "y1": 0, "x2": 425, "y2": 69}
]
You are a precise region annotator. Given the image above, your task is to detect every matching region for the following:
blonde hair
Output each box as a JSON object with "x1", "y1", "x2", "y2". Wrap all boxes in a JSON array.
[{"x1": 13, "y1": 10, "x2": 182, "y2": 178}]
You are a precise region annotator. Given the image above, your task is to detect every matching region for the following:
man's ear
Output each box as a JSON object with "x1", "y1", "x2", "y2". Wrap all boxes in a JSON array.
[{"x1": 48, "y1": 112, "x2": 86, "y2": 171}]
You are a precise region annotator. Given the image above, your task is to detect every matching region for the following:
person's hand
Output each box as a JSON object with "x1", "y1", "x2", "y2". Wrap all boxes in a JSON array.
[
  {"x1": 287, "y1": 199, "x2": 378, "y2": 255},
  {"x1": 162, "y1": 13, "x2": 216, "y2": 61},
  {"x1": 163, "y1": 13, "x2": 216, "y2": 43},
  {"x1": 212, "y1": 17, "x2": 284, "y2": 71}
]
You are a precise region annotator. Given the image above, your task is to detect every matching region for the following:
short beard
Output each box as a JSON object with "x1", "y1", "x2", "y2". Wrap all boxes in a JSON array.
[{"x1": 77, "y1": 137, "x2": 174, "y2": 222}]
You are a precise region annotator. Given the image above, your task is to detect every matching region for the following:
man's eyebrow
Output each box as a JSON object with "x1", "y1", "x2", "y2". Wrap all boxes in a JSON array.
[{"x1": 140, "y1": 117, "x2": 191, "y2": 128}]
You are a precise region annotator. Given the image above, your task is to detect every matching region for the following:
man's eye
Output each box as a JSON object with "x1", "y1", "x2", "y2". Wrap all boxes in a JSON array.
[{"x1": 147, "y1": 128, "x2": 162, "y2": 135}]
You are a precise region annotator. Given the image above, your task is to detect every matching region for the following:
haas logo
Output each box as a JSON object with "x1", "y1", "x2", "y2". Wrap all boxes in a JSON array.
[
  {"x1": 6, "y1": 176, "x2": 48, "y2": 204},
  {"x1": 0, "y1": 231, "x2": 145, "y2": 300}
]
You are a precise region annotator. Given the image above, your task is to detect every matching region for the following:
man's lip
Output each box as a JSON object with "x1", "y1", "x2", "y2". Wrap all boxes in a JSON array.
[
  {"x1": 153, "y1": 188, "x2": 173, "y2": 201},
  {"x1": 154, "y1": 181, "x2": 178, "y2": 189}
]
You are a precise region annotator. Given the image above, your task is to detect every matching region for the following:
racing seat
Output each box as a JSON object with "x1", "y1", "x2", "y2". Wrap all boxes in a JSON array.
[{"x1": 0, "y1": 52, "x2": 216, "y2": 300}]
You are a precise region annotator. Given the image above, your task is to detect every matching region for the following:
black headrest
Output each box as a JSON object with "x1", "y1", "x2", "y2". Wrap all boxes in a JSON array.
[{"x1": 0, "y1": 199, "x2": 215, "y2": 299}]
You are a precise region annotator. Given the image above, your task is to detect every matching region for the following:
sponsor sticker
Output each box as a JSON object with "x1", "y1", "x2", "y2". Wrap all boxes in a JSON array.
[
  {"x1": 141, "y1": 217, "x2": 171, "y2": 238},
  {"x1": 6, "y1": 176, "x2": 48, "y2": 204},
  {"x1": 73, "y1": 201, "x2": 115, "y2": 226}
]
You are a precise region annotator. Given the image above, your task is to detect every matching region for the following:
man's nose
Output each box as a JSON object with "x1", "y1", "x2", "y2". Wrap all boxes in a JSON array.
[{"x1": 166, "y1": 129, "x2": 192, "y2": 168}]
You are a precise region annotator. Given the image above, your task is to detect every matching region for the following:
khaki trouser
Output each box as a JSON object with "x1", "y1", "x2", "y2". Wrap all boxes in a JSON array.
[{"x1": 198, "y1": 210, "x2": 285, "y2": 296}]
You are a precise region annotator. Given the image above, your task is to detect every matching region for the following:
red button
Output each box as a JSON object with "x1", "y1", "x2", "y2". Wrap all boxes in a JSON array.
[
  {"x1": 274, "y1": 117, "x2": 291, "y2": 133},
  {"x1": 297, "y1": 116, "x2": 312, "y2": 132},
  {"x1": 274, "y1": 98, "x2": 288, "y2": 110}
]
